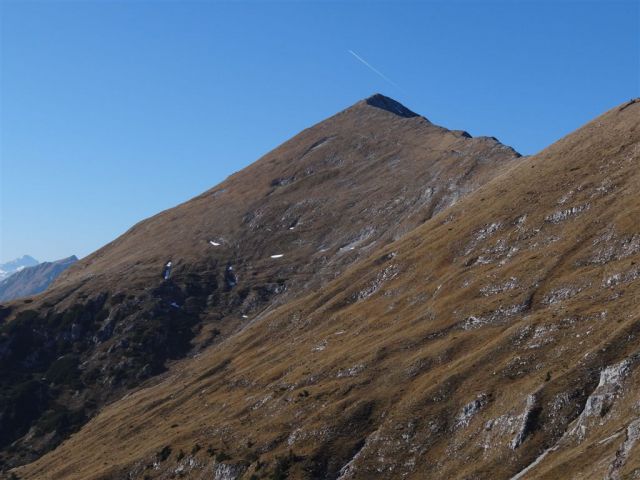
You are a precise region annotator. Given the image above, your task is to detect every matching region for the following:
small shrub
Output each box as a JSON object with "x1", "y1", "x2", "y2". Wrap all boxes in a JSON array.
[
  {"x1": 35, "y1": 405, "x2": 85, "y2": 437},
  {"x1": 215, "y1": 451, "x2": 232, "y2": 462},
  {"x1": 270, "y1": 450, "x2": 300, "y2": 480},
  {"x1": 45, "y1": 355, "x2": 80, "y2": 386},
  {"x1": 157, "y1": 445, "x2": 172, "y2": 462},
  {"x1": 246, "y1": 450, "x2": 259, "y2": 463}
]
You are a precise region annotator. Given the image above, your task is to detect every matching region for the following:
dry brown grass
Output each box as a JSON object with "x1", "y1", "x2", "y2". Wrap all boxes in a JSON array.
[
  {"x1": 1, "y1": 94, "x2": 521, "y2": 470},
  {"x1": 11, "y1": 98, "x2": 640, "y2": 479}
]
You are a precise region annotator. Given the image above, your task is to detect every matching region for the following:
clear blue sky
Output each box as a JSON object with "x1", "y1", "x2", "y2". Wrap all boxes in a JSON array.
[{"x1": 1, "y1": 1, "x2": 638, "y2": 262}]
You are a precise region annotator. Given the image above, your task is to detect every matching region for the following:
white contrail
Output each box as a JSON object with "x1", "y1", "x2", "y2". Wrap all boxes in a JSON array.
[{"x1": 348, "y1": 49, "x2": 399, "y2": 88}]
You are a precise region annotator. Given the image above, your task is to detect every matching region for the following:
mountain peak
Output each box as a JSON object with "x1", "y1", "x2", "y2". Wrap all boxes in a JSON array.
[
  {"x1": 0, "y1": 254, "x2": 77, "y2": 302},
  {"x1": 363, "y1": 93, "x2": 419, "y2": 118},
  {"x1": 0, "y1": 255, "x2": 39, "y2": 281}
]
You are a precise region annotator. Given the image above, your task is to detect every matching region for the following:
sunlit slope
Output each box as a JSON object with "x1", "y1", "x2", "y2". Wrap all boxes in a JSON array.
[
  {"x1": 52, "y1": 94, "x2": 519, "y2": 299},
  {"x1": 16, "y1": 100, "x2": 640, "y2": 479},
  {"x1": 0, "y1": 94, "x2": 521, "y2": 469}
]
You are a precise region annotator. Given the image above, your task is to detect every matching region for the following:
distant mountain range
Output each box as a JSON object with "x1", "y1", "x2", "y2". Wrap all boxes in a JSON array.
[
  {"x1": 0, "y1": 256, "x2": 77, "y2": 302},
  {"x1": 0, "y1": 255, "x2": 39, "y2": 281}
]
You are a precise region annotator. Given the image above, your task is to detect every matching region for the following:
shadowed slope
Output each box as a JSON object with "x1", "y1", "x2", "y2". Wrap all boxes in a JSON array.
[{"x1": 15, "y1": 101, "x2": 640, "y2": 479}]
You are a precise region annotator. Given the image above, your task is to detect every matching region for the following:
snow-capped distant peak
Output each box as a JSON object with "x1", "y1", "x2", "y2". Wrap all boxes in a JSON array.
[{"x1": 0, "y1": 255, "x2": 40, "y2": 281}]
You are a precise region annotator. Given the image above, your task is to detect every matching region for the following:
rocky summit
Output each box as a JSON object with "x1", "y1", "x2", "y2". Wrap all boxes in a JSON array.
[{"x1": 2, "y1": 95, "x2": 640, "y2": 480}]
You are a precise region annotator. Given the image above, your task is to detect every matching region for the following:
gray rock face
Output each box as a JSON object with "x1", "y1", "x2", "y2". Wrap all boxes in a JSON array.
[
  {"x1": 511, "y1": 394, "x2": 540, "y2": 449},
  {"x1": 455, "y1": 393, "x2": 489, "y2": 429},
  {"x1": 365, "y1": 93, "x2": 420, "y2": 118},
  {"x1": 607, "y1": 418, "x2": 640, "y2": 479},
  {"x1": 213, "y1": 462, "x2": 245, "y2": 480},
  {"x1": 570, "y1": 358, "x2": 636, "y2": 441}
]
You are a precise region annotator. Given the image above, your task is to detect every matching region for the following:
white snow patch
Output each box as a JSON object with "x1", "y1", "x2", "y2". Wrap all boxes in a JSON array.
[{"x1": 163, "y1": 261, "x2": 173, "y2": 280}]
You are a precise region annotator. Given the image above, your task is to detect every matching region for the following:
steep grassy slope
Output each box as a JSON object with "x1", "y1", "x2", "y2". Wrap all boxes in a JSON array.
[
  {"x1": 14, "y1": 99, "x2": 640, "y2": 479},
  {"x1": 52, "y1": 94, "x2": 518, "y2": 298},
  {"x1": 0, "y1": 95, "x2": 521, "y2": 470}
]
